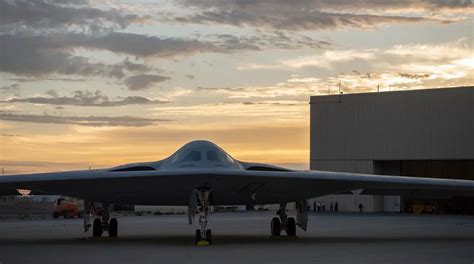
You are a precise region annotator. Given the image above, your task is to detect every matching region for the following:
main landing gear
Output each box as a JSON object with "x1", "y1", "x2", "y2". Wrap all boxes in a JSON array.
[
  {"x1": 271, "y1": 202, "x2": 297, "y2": 237},
  {"x1": 84, "y1": 202, "x2": 118, "y2": 238},
  {"x1": 189, "y1": 187, "x2": 213, "y2": 245}
]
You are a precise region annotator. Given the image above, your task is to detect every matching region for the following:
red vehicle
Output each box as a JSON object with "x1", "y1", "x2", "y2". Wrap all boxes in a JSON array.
[{"x1": 53, "y1": 198, "x2": 83, "y2": 219}]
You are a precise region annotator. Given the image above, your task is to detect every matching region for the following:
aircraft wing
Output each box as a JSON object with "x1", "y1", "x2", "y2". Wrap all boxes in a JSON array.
[{"x1": 0, "y1": 169, "x2": 473, "y2": 205}]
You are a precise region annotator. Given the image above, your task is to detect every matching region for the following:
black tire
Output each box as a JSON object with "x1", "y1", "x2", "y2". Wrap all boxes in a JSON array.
[
  {"x1": 108, "y1": 218, "x2": 118, "y2": 237},
  {"x1": 271, "y1": 217, "x2": 281, "y2": 236},
  {"x1": 286, "y1": 217, "x2": 296, "y2": 237},
  {"x1": 52, "y1": 212, "x2": 59, "y2": 219},
  {"x1": 206, "y1": 229, "x2": 212, "y2": 245},
  {"x1": 93, "y1": 218, "x2": 103, "y2": 237},
  {"x1": 195, "y1": 229, "x2": 202, "y2": 245}
]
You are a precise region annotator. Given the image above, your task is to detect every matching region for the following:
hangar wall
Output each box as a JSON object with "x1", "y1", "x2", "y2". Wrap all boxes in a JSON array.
[{"x1": 309, "y1": 87, "x2": 474, "y2": 213}]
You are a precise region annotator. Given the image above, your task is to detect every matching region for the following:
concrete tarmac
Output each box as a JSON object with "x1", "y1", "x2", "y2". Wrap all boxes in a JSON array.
[{"x1": 0, "y1": 212, "x2": 473, "y2": 264}]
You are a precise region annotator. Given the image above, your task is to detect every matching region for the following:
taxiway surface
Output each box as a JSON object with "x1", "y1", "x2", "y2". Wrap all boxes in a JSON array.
[{"x1": 0, "y1": 212, "x2": 473, "y2": 264}]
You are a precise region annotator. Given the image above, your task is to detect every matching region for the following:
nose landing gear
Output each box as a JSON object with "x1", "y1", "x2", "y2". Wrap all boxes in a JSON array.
[{"x1": 190, "y1": 187, "x2": 213, "y2": 245}]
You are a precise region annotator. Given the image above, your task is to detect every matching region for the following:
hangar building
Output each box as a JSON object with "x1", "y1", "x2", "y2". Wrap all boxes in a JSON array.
[{"x1": 309, "y1": 87, "x2": 474, "y2": 214}]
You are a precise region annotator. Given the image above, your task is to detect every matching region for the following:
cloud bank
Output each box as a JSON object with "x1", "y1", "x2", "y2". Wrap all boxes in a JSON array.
[
  {"x1": 1, "y1": 90, "x2": 170, "y2": 106},
  {"x1": 171, "y1": 0, "x2": 471, "y2": 31},
  {"x1": 0, "y1": 112, "x2": 171, "y2": 127},
  {"x1": 0, "y1": 0, "x2": 147, "y2": 32},
  {"x1": 124, "y1": 75, "x2": 171, "y2": 91}
]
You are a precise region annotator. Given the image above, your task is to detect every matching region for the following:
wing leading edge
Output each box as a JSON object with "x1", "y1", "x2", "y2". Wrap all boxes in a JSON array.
[{"x1": 0, "y1": 169, "x2": 473, "y2": 205}]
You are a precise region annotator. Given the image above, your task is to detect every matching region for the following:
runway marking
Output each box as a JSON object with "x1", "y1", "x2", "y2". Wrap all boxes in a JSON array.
[{"x1": 196, "y1": 240, "x2": 210, "y2": 246}]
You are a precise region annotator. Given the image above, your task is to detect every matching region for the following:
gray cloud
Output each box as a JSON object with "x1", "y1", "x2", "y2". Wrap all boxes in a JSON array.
[
  {"x1": 178, "y1": 0, "x2": 470, "y2": 11},
  {"x1": 196, "y1": 86, "x2": 245, "y2": 92},
  {"x1": 120, "y1": 58, "x2": 151, "y2": 72},
  {"x1": 175, "y1": 9, "x2": 432, "y2": 31},
  {"x1": 0, "y1": 34, "x2": 161, "y2": 79},
  {"x1": 0, "y1": 33, "x2": 219, "y2": 79},
  {"x1": 124, "y1": 74, "x2": 171, "y2": 91},
  {"x1": 0, "y1": 111, "x2": 171, "y2": 127},
  {"x1": 173, "y1": 0, "x2": 465, "y2": 30},
  {"x1": 266, "y1": 31, "x2": 331, "y2": 49},
  {"x1": 46, "y1": 89, "x2": 59, "y2": 98},
  {"x1": 0, "y1": 84, "x2": 20, "y2": 96},
  {"x1": 1, "y1": 31, "x2": 324, "y2": 77},
  {"x1": 1, "y1": 89, "x2": 170, "y2": 106},
  {"x1": 1, "y1": 18, "x2": 332, "y2": 83},
  {"x1": 11, "y1": 77, "x2": 88, "y2": 82},
  {"x1": 398, "y1": 73, "x2": 431, "y2": 79},
  {"x1": 0, "y1": 0, "x2": 145, "y2": 32},
  {"x1": 212, "y1": 34, "x2": 261, "y2": 51},
  {"x1": 0, "y1": 34, "x2": 133, "y2": 78},
  {"x1": 210, "y1": 32, "x2": 331, "y2": 50},
  {"x1": 78, "y1": 32, "x2": 220, "y2": 57}
]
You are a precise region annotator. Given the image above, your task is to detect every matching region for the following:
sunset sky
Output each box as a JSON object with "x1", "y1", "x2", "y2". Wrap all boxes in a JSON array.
[{"x1": 0, "y1": 0, "x2": 473, "y2": 174}]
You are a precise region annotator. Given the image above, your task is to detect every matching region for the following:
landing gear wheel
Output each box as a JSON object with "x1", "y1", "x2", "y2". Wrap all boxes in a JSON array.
[
  {"x1": 192, "y1": 187, "x2": 213, "y2": 245},
  {"x1": 195, "y1": 229, "x2": 202, "y2": 245},
  {"x1": 53, "y1": 212, "x2": 59, "y2": 219},
  {"x1": 92, "y1": 218, "x2": 103, "y2": 238},
  {"x1": 206, "y1": 229, "x2": 212, "y2": 245},
  {"x1": 286, "y1": 217, "x2": 296, "y2": 237},
  {"x1": 108, "y1": 218, "x2": 118, "y2": 237},
  {"x1": 271, "y1": 217, "x2": 281, "y2": 236}
]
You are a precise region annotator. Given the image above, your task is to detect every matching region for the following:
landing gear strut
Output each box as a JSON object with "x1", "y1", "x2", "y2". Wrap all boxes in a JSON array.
[
  {"x1": 271, "y1": 202, "x2": 297, "y2": 237},
  {"x1": 85, "y1": 201, "x2": 118, "y2": 238},
  {"x1": 190, "y1": 187, "x2": 213, "y2": 245}
]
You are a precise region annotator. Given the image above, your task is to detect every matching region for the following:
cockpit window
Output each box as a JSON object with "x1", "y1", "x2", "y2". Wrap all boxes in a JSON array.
[
  {"x1": 225, "y1": 154, "x2": 234, "y2": 163},
  {"x1": 170, "y1": 153, "x2": 179, "y2": 163},
  {"x1": 182, "y1": 150, "x2": 202, "y2": 162},
  {"x1": 206, "y1": 151, "x2": 220, "y2": 161}
]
